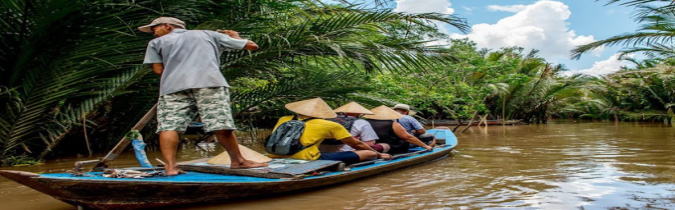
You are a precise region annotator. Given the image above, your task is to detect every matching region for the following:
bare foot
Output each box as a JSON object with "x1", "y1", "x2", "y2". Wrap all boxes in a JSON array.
[
  {"x1": 165, "y1": 169, "x2": 185, "y2": 176},
  {"x1": 230, "y1": 160, "x2": 268, "y2": 169}
]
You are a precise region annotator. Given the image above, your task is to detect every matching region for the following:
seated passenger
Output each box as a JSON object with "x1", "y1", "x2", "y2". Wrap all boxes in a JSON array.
[
  {"x1": 320, "y1": 102, "x2": 390, "y2": 153},
  {"x1": 392, "y1": 104, "x2": 436, "y2": 146},
  {"x1": 272, "y1": 98, "x2": 392, "y2": 164},
  {"x1": 365, "y1": 105, "x2": 433, "y2": 154}
]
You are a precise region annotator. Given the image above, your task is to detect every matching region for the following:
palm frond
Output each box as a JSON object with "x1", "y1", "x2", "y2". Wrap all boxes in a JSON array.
[{"x1": 572, "y1": 4, "x2": 675, "y2": 59}]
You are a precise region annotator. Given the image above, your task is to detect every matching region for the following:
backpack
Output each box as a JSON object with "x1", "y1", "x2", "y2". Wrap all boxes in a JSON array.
[
  {"x1": 265, "y1": 117, "x2": 316, "y2": 155},
  {"x1": 322, "y1": 115, "x2": 358, "y2": 145},
  {"x1": 328, "y1": 115, "x2": 358, "y2": 131}
]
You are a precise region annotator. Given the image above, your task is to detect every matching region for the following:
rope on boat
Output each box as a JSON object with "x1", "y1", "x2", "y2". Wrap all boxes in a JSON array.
[{"x1": 102, "y1": 169, "x2": 163, "y2": 179}]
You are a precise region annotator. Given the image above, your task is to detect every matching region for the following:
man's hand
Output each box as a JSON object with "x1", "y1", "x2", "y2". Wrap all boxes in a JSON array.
[
  {"x1": 244, "y1": 41, "x2": 259, "y2": 51},
  {"x1": 378, "y1": 153, "x2": 392, "y2": 160},
  {"x1": 217, "y1": 29, "x2": 241, "y2": 39},
  {"x1": 423, "y1": 145, "x2": 433, "y2": 151},
  {"x1": 151, "y1": 63, "x2": 164, "y2": 75}
]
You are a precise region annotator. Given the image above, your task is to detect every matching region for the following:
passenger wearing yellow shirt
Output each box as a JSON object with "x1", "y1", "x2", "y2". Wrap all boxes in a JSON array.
[{"x1": 273, "y1": 98, "x2": 392, "y2": 164}]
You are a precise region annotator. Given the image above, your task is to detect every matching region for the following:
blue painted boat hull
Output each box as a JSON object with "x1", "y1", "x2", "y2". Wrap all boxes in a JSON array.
[{"x1": 0, "y1": 129, "x2": 458, "y2": 209}]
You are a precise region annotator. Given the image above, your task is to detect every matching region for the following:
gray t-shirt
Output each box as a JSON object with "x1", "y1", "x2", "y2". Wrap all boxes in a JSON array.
[{"x1": 143, "y1": 29, "x2": 248, "y2": 95}]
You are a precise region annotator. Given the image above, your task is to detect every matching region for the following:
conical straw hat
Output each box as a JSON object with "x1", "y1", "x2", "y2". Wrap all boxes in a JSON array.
[
  {"x1": 334, "y1": 102, "x2": 374, "y2": 115},
  {"x1": 285, "y1": 97, "x2": 337, "y2": 119},
  {"x1": 207, "y1": 144, "x2": 272, "y2": 165},
  {"x1": 363, "y1": 105, "x2": 403, "y2": 120}
]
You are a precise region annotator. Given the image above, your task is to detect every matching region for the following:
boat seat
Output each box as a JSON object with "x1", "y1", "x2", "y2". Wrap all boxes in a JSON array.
[{"x1": 270, "y1": 160, "x2": 343, "y2": 175}]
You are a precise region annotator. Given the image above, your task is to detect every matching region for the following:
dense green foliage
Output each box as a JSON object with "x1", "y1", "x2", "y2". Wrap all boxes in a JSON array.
[
  {"x1": 0, "y1": 0, "x2": 467, "y2": 163},
  {"x1": 367, "y1": 40, "x2": 584, "y2": 124},
  {"x1": 0, "y1": 0, "x2": 672, "y2": 164},
  {"x1": 559, "y1": 60, "x2": 674, "y2": 122}
]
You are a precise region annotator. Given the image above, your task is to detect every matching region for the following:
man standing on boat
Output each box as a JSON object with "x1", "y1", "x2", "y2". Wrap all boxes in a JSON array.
[{"x1": 139, "y1": 17, "x2": 266, "y2": 175}]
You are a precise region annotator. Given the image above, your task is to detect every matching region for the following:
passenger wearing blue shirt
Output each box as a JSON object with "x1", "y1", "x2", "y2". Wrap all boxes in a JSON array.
[{"x1": 392, "y1": 104, "x2": 436, "y2": 146}]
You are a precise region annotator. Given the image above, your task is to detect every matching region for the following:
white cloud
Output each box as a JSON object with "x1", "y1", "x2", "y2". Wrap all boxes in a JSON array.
[
  {"x1": 426, "y1": 39, "x2": 451, "y2": 46},
  {"x1": 394, "y1": 0, "x2": 454, "y2": 15},
  {"x1": 565, "y1": 54, "x2": 630, "y2": 76},
  {"x1": 452, "y1": 0, "x2": 602, "y2": 60},
  {"x1": 487, "y1": 4, "x2": 527, "y2": 13}
]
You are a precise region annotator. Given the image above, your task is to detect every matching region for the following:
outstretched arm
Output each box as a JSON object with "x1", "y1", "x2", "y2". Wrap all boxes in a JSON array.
[
  {"x1": 340, "y1": 137, "x2": 392, "y2": 160},
  {"x1": 393, "y1": 122, "x2": 432, "y2": 150},
  {"x1": 217, "y1": 30, "x2": 259, "y2": 51}
]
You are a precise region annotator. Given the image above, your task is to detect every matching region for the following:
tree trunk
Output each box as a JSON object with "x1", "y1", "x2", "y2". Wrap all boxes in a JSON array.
[
  {"x1": 452, "y1": 119, "x2": 462, "y2": 132},
  {"x1": 461, "y1": 111, "x2": 479, "y2": 133},
  {"x1": 478, "y1": 115, "x2": 488, "y2": 127}
]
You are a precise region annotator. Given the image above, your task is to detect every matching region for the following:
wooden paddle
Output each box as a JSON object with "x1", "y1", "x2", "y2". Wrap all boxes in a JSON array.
[
  {"x1": 347, "y1": 149, "x2": 431, "y2": 168},
  {"x1": 73, "y1": 103, "x2": 158, "y2": 173}
]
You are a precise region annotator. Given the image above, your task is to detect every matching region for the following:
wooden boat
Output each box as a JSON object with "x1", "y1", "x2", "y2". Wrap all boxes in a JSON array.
[{"x1": 0, "y1": 129, "x2": 457, "y2": 209}]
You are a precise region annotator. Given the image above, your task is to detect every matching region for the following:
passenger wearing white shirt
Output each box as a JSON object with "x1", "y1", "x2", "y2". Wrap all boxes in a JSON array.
[{"x1": 319, "y1": 102, "x2": 391, "y2": 153}]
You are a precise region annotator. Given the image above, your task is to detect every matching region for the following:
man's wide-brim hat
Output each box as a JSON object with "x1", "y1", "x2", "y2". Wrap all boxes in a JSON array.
[
  {"x1": 285, "y1": 97, "x2": 337, "y2": 119},
  {"x1": 334, "y1": 102, "x2": 374, "y2": 115},
  {"x1": 138, "y1": 17, "x2": 186, "y2": 33},
  {"x1": 392, "y1": 103, "x2": 417, "y2": 116},
  {"x1": 364, "y1": 105, "x2": 403, "y2": 120}
]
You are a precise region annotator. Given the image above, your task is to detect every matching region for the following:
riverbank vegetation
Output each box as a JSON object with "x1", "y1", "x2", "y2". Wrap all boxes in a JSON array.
[{"x1": 0, "y1": 0, "x2": 672, "y2": 165}]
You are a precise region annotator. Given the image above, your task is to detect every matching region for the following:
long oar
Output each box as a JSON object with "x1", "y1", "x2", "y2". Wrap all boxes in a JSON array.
[
  {"x1": 72, "y1": 103, "x2": 158, "y2": 173},
  {"x1": 346, "y1": 149, "x2": 430, "y2": 168}
]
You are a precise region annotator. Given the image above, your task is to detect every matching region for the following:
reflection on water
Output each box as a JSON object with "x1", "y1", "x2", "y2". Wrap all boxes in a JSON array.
[{"x1": 1, "y1": 122, "x2": 673, "y2": 209}]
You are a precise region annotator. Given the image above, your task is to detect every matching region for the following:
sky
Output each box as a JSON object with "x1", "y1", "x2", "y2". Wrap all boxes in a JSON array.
[{"x1": 388, "y1": 0, "x2": 641, "y2": 76}]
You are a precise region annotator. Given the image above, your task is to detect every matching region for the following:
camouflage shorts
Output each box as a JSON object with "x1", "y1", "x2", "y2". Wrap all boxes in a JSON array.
[{"x1": 157, "y1": 87, "x2": 236, "y2": 133}]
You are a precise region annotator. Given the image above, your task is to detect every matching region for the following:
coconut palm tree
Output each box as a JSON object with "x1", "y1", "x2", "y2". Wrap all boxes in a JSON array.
[
  {"x1": 605, "y1": 0, "x2": 674, "y2": 8},
  {"x1": 573, "y1": 2, "x2": 675, "y2": 59},
  {"x1": 615, "y1": 64, "x2": 675, "y2": 123},
  {"x1": 0, "y1": 0, "x2": 154, "y2": 163},
  {"x1": 564, "y1": 63, "x2": 674, "y2": 123}
]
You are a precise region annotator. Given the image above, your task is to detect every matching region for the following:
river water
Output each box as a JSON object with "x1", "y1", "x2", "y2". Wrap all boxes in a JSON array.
[{"x1": 1, "y1": 122, "x2": 673, "y2": 209}]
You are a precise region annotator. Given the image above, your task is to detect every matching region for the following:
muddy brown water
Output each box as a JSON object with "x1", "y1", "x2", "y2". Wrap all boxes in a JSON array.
[{"x1": 1, "y1": 122, "x2": 673, "y2": 209}]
